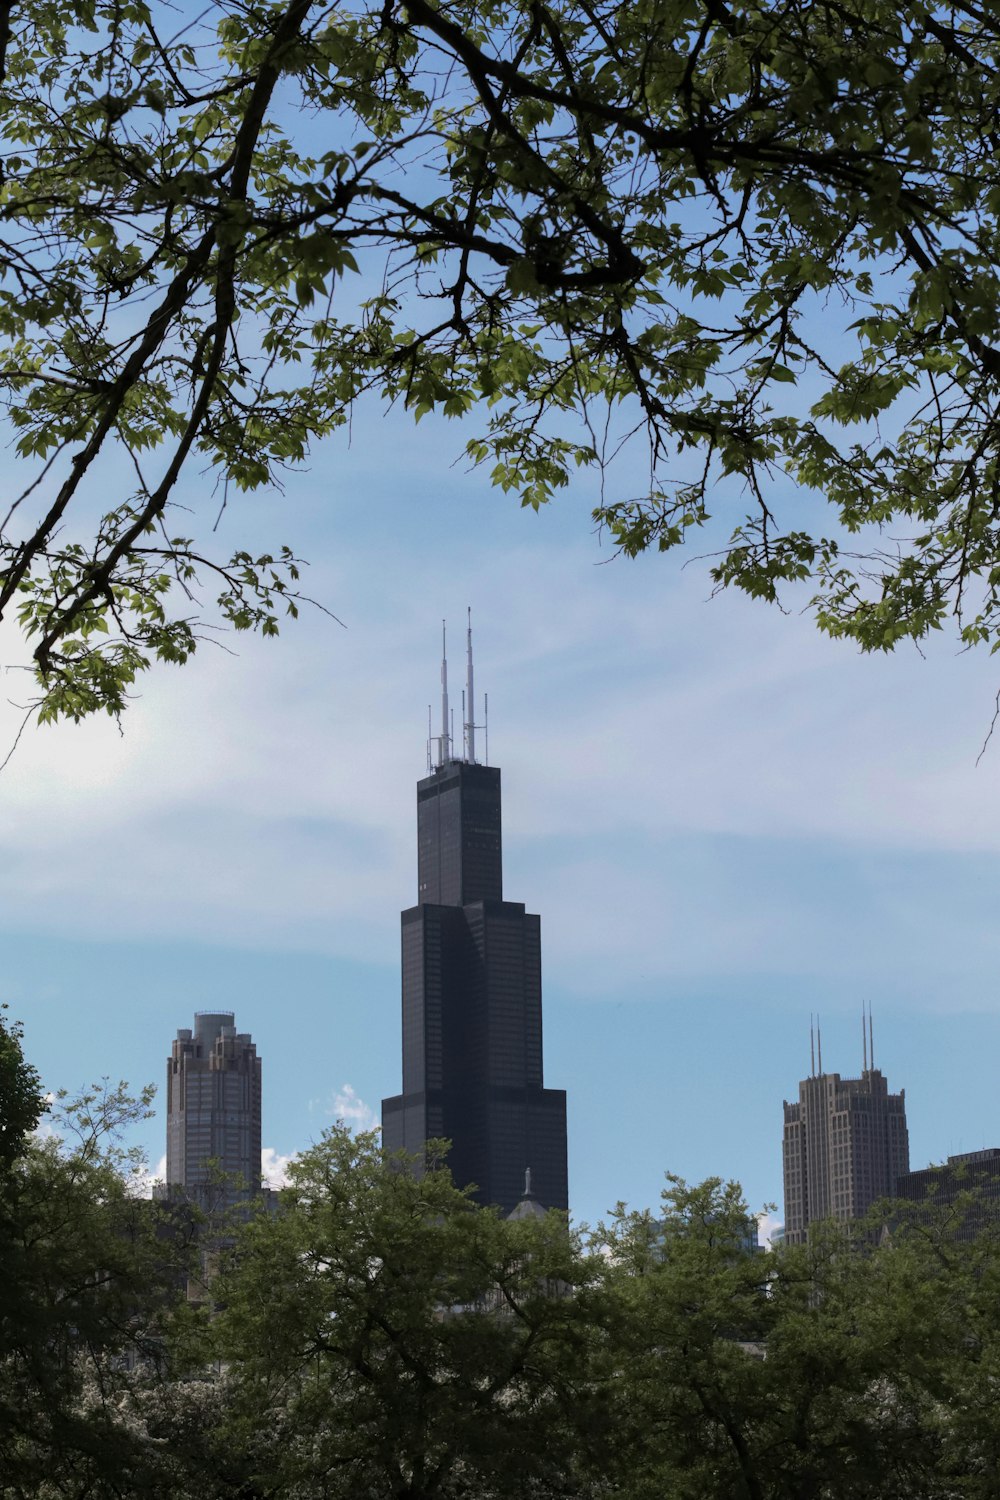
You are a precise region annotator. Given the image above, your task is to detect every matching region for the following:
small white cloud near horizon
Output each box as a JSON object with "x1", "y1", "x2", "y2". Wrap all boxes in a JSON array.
[
  {"x1": 128, "y1": 1152, "x2": 167, "y2": 1199},
  {"x1": 136, "y1": 1149, "x2": 294, "y2": 1193},
  {"x1": 31, "y1": 1091, "x2": 59, "y2": 1144},
  {"x1": 331, "y1": 1083, "x2": 379, "y2": 1133},
  {"x1": 757, "y1": 1211, "x2": 783, "y2": 1250},
  {"x1": 261, "y1": 1146, "x2": 295, "y2": 1187}
]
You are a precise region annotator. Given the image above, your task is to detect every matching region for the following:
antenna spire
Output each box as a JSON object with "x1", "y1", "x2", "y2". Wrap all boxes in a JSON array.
[
  {"x1": 429, "y1": 614, "x2": 484, "y2": 766},
  {"x1": 810, "y1": 1015, "x2": 815, "y2": 1077},
  {"x1": 465, "y1": 607, "x2": 476, "y2": 763},
  {"x1": 817, "y1": 1015, "x2": 823, "y2": 1075},
  {"x1": 862, "y1": 1003, "x2": 868, "y2": 1072},
  {"x1": 439, "y1": 620, "x2": 451, "y2": 766},
  {"x1": 868, "y1": 1003, "x2": 874, "y2": 1072}
]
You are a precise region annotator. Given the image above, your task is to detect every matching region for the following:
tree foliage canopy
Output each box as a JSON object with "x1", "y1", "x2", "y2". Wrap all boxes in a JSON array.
[
  {"x1": 1, "y1": 0, "x2": 1000, "y2": 717},
  {"x1": 10, "y1": 1087, "x2": 1000, "y2": 1499},
  {"x1": 0, "y1": 1064, "x2": 197, "y2": 1498},
  {"x1": 0, "y1": 1011, "x2": 44, "y2": 1168},
  {"x1": 208, "y1": 1129, "x2": 592, "y2": 1499}
]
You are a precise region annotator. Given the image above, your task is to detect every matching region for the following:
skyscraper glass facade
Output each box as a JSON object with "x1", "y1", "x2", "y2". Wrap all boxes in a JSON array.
[
  {"x1": 383, "y1": 757, "x2": 568, "y2": 1216},
  {"x1": 165, "y1": 1010, "x2": 261, "y2": 1206},
  {"x1": 782, "y1": 1065, "x2": 908, "y2": 1243}
]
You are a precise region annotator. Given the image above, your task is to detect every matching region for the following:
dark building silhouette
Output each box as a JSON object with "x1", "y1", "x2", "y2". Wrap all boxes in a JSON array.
[
  {"x1": 382, "y1": 620, "x2": 568, "y2": 1216},
  {"x1": 896, "y1": 1148, "x2": 1000, "y2": 1238},
  {"x1": 782, "y1": 1011, "x2": 908, "y2": 1243},
  {"x1": 164, "y1": 1010, "x2": 262, "y2": 1207}
]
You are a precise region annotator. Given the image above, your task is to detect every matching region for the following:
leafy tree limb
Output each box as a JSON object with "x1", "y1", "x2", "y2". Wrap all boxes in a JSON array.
[{"x1": 2, "y1": 0, "x2": 1000, "y2": 718}]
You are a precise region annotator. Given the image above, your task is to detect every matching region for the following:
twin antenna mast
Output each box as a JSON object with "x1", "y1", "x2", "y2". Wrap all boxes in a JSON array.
[
  {"x1": 807, "y1": 1003, "x2": 876, "y2": 1079},
  {"x1": 426, "y1": 610, "x2": 488, "y2": 772}
]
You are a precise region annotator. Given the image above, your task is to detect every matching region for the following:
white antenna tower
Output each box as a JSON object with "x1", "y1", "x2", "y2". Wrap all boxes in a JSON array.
[
  {"x1": 427, "y1": 614, "x2": 487, "y2": 767},
  {"x1": 438, "y1": 620, "x2": 451, "y2": 766},
  {"x1": 464, "y1": 607, "x2": 476, "y2": 763}
]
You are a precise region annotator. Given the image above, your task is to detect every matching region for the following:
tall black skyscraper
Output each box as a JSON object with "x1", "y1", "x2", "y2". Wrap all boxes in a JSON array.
[{"x1": 382, "y1": 620, "x2": 568, "y2": 1216}]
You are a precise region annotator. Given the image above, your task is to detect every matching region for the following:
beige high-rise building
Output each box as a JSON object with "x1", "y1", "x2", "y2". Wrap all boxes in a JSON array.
[
  {"x1": 165, "y1": 1011, "x2": 261, "y2": 1206},
  {"x1": 782, "y1": 1025, "x2": 908, "y2": 1244}
]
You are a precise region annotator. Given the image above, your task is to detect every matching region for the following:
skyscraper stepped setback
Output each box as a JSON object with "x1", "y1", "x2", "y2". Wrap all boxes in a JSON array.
[
  {"x1": 382, "y1": 617, "x2": 569, "y2": 1216},
  {"x1": 165, "y1": 1011, "x2": 262, "y2": 1207}
]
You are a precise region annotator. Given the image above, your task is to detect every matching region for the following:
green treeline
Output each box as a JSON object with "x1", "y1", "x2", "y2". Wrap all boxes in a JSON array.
[{"x1": 2, "y1": 1019, "x2": 998, "y2": 1500}]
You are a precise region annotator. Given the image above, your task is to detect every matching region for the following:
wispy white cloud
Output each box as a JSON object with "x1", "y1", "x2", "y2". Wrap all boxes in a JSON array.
[
  {"x1": 31, "y1": 1092, "x2": 59, "y2": 1144},
  {"x1": 2, "y1": 526, "x2": 1000, "y2": 1002},
  {"x1": 330, "y1": 1083, "x2": 378, "y2": 1133},
  {"x1": 126, "y1": 1152, "x2": 168, "y2": 1198},
  {"x1": 261, "y1": 1146, "x2": 294, "y2": 1188},
  {"x1": 757, "y1": 1211, "x2": 783, "y2": 1251}
]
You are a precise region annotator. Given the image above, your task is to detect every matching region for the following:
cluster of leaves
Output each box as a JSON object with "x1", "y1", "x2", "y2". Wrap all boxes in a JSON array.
[
  {"x1": 2, "y1": 1, "x2": 1000, "y2": 719},
  {"x1": 6, "y1": 1044, "x2": 1000, "y2": 1500},
  {"x1": 0, "y1": 1019, "x2": 199, "y2": 1498}
]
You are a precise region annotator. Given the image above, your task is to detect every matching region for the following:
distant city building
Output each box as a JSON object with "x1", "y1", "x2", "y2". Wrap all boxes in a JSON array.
[
  {"x1": 896, "y1": 1148, "x2": 1000, "y2": 1237},
  {"x1": 165, "y1": 1011, "x2": 262, "y2": 1206},
  {"x1": 782, "y1": 1014, "x2": 908, "y2": 1244},
  {"x1": 382, "y1": 619, "x2": 568, "y2": 1217},
  {"x1": 731, "y1": 1217, "x2": 762, "y2": 1255}
]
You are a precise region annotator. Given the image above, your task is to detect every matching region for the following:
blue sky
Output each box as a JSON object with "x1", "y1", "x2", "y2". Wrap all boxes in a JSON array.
[{"x1": 5, "y1": 392, "x2": 1000, "y2": 1233}]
